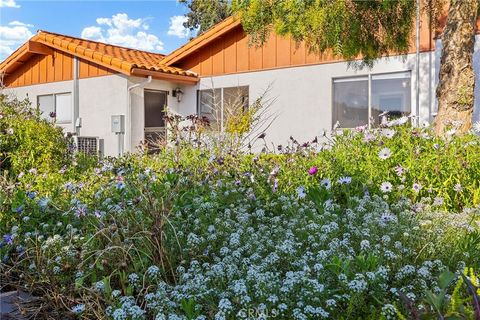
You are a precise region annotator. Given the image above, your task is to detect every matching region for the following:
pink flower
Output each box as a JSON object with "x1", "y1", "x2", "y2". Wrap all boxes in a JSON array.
[{"x1": 308, "y1": 166, "x2": 318, "y2": 175}]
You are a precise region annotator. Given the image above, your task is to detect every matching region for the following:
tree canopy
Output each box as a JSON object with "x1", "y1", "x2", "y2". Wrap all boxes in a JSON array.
[
  {"x1": 179, "y1": 0, "x2": 232, "y2": 35},
  {"x1": 232, "y1": 0, "x2": 419, "y2": 67}
]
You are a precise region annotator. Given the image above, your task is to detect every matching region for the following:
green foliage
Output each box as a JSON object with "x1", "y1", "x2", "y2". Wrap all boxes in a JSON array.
[
  {"x1": 179, "y1": 0, "x2": 231, "y2": 34},
  {"x1": 1, "y1": 122, "x2": 480, "y2": 318},
  {"x1": 232, "y1": 0, "x2": 417, "y2": 67},
  {"x1": 0, "y1": 95, "x2": 71, "y2": 177}
]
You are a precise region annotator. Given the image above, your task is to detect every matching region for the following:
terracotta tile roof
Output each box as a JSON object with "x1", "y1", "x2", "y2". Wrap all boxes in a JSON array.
[
  {"x1": 161, "y1": 16, "x2": 241, "y2": 66},
  {"x1": 0, "y1": 30, "x2": 198, "y2": 81}
]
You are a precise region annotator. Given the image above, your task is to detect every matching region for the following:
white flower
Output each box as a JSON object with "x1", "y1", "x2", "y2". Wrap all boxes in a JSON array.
[
  {"x1": 380, "y1": 182, "x2": 393, "y2": 193},
  {"x1": 297, "y1": 186, "x2": 306, "y2": 199},
  {"x1": 320, "y1": 178, "x2": 331, "y2": 190},
  {"x1": 360, "y1": 240, "x2": 370, "y2": 250},
  {"x1": 433, "y1": 197, "x2": 444, "y2": 206},
  {"x1": 381, "y1": 129, "x2": 395, "y2": 139},
  {"x1": 337, "y1": 176, "x2": 352, "y2": 184},
  {"x1": 378, "y1": 147, "x2": 392, "y2": 160},
  {"x1": 6, "y1": 128, "x2": 14, "y2": 135},
  {"x1": 412, "y1": 183, "x2": 422, "y2": 193},
  {"x1": 72, "y1": 304, "x2": 85, "y2": 314},
  {"x1": 453, "y1": 183, "x2": 462, "y2": 192}
]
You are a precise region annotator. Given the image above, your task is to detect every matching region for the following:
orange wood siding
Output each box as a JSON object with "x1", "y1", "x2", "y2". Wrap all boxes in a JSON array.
[
  {"x1": 4, "y1": 49, "x2": 116, "y2": 88},
  {"x1": 175, "y1": 13, "x2": 438, "y2": 77}
]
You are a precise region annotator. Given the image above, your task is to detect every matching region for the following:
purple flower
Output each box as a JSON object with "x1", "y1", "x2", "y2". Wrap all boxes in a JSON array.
[
  {"x1": 3, "y1": 234, "x2": 13, "y2": 245},
  {"x1": 308, "y1": 166, "x2": 318, "y2": 176},
  {"x1": 49, "y1": 111, "x2": 56, "y2": 118},
  {"x1": 15, "y1": 206, "x2": 24, "y2": 214}
]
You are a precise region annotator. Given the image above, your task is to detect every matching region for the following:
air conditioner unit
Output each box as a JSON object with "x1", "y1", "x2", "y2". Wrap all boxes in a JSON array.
[{"x1": 74, "y1": 136, "x2": 100, "y2": 156}]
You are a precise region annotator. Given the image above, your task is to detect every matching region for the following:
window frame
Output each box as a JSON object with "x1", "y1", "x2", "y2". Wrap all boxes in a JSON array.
[
  {"x1": 37, "y1": 92, "x2": 73, "y2": 124},
  {"x1": 197, "y1": 86, "x2": 249, "y2": 132},
  {"x1": 332, "y1": 70, "x2": 412, "y2": 129}
]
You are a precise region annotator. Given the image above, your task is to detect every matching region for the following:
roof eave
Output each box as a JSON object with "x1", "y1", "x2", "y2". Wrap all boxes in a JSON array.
[{"x1": 131, "y1": 68, "x2": 198, "y2": 84}]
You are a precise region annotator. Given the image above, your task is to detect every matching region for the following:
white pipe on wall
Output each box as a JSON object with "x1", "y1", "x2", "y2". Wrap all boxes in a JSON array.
[
  {"x1": 126, "y1": 76, "x2": 152, "y2": 153},
  {"x1": 73, "y1": 56, "x2": 80, "y2": 135}
]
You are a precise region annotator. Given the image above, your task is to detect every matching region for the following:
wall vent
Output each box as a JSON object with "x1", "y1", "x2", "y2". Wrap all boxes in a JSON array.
[{"x1": 75, "y1": 136, "x2": 99, "y2": 156}]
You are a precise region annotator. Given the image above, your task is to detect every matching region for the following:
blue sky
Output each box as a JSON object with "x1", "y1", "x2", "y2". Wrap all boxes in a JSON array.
[{"x1": 0, "y1": 0, "x2": 194, "y2": 61}]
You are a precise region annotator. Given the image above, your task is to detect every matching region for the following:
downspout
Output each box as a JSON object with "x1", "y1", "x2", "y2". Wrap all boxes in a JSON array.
[
  {"x1": 127, "y1": 75, "x2": 152, "y2": 153},
  {"x1": 415, "y1": 0, "x2": 421, "y2": 126},
  {"x1": 73, "y1": 56, "x2": 80, "y2": 135}
]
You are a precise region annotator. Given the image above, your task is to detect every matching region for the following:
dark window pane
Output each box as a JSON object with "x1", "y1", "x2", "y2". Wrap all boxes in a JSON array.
[
  {"x1": 333, "y1": 77, "x2": 368, "y2": 128},
  {"x1": 144, "y1": 90, "x2": 167, "y2": 128}
]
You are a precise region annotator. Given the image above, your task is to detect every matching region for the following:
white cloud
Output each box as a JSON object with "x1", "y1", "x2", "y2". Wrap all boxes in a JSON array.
[
  {"x1": 0, "y1": 0, "x2": 20, "y2": 8},
  {"x1": 81, "y1": 13, "x2": 164, "y2": 52},
  {"x1": 0, "y1": 21, "x2": 34, "y2": 60},
  {"x1": 167, "y1": 15, "x2": 190, "y2": 39}
]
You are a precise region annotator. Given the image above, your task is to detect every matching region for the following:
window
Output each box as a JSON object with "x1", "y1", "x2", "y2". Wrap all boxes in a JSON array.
[
  {"x1": 37, "y1": 93, "x2": 72, "y2": 123},
  {"x1": 333, "y1": 77, "x2": 369, "y2": 128},
  {"x1": 333, "y1": 72, "x2": 411, "y2": 128},
  {"x1": 198, "y1": 86, "x2": 249, "y2": 131}
]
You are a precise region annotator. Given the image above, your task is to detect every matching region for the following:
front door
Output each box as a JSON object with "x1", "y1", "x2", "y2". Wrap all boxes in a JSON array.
[{"x1": 144, "y1": 89, "x2": 167, "y2": 152}]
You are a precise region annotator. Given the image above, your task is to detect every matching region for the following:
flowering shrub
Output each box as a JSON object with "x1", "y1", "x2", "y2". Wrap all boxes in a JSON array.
[
  {"x1": 0, "y1": 95, "x2": 71, "y2": 177},
  {"x1": 0, "y1": 112, "x2": 479, "y2": 319}
]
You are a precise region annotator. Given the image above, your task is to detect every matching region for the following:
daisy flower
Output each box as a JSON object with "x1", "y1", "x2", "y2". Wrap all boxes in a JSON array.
[
  {"x1": 320, "y1": 178, "x2": 331, "y2": 190},
  {"x1": 378, "y1": 147, "x2": 392, "y2": 160},
  {"x1": 412, "y1": 183, "x2": 422, "y2": 193},
  {"x1": 380, "y1": 182, "x2": 393, "y2": 193},
  {"x1": 297, "y1": 186, "x2": 306, "y2": 199},
  {"x1": 381, "y1": 129, "x2": 395, "y2": 139},
  {"x1": 338, "y1": 176, "x2": 352, "y2": 184}
]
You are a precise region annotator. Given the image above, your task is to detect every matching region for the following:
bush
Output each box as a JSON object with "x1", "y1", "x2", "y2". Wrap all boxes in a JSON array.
[
  {"x1": 0, "y1": 117, "x2": 479, "y2": 319},
  {"x1": 0, "y1": 94, "x2": 71, "y2": 177}
]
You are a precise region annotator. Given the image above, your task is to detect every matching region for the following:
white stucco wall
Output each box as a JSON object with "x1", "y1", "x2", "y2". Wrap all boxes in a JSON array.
[
  {"x1": 78, "y1": 75, "x2": 128, "y2": 156},
  {"x1": 182, "y1": 52, "x2": 435, "y2": 149}
]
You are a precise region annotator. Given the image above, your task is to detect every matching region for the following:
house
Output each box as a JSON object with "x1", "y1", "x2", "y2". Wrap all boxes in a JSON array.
[{"x1": 1, "y1": 15, "x2": 479, "y2": 156}]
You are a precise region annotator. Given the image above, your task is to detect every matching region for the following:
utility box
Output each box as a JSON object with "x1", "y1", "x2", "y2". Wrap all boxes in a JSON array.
[{"x1": 111, "y1": 115, "x2": 125, "y2": 134}]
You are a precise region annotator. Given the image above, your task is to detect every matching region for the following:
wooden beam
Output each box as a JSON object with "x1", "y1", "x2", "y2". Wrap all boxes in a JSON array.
[
  {"x1": 131, "y1": 68, "x2": 199, "y2": 84},
  {"x1": 28, "y1": 41, "x2": 54, "y2": 56}
]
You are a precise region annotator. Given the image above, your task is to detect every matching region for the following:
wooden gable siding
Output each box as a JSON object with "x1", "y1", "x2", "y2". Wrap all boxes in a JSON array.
[
  {"x1": 4, "y1": 49, "x2": 115, "y2": 88},
  {"x1": 175, "y1": 14, "x2": 437, "y2": 77}
]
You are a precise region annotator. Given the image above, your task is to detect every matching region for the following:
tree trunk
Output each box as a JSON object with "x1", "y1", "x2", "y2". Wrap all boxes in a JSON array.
[{"x1": 434, "y1": 0, "x2": 478, "y2": 135}]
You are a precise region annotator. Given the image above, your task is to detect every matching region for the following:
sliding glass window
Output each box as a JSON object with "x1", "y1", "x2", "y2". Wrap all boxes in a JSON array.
[{"x1": 333, "y1": 72, "x2": 411, "y2": 128}]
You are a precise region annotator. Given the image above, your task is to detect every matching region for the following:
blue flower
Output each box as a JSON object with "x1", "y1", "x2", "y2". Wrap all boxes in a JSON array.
[
  {"x1": 26, "y1": 191, "x2": 36, "y2": 199},
  {"x1": 38, "y1": 197, "x2": 50, "y2": 210},
  {"x1": 15, "y1": 205, "x2": 24, "y2": 214},
  {"x1": 3, "y1": 234, "x2": 13, "y2": 245}
]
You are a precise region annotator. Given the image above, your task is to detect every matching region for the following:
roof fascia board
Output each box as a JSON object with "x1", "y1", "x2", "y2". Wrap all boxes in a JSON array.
[
  {"x1": 131, "y1": 68, "x2": 199, "y2": 84},
  {"x1": 162, "y1": 16, "x2": 241, "y2": 66}
]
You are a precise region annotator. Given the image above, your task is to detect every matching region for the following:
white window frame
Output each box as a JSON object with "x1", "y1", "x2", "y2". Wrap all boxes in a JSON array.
[
  {"x1": 37, "y1": 92, "x2": 72, "y2": 124},
  {"x1": 332, "y1": 71, "x2": 411, "y2": 129},
  {"x1": 197, "y1": 86, "x2": 249, "y2": 132}
]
